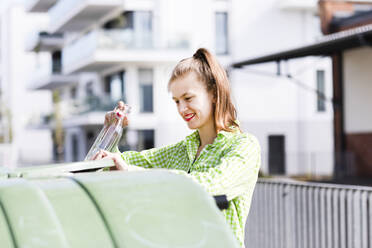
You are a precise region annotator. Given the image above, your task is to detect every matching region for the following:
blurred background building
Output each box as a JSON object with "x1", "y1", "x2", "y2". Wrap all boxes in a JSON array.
[
  {"x1": 234, "y1": 0, "x2": 372, "y2": 184},
  {"x1": 0, "y1": 0, "x2": 354, "y2": 182}
]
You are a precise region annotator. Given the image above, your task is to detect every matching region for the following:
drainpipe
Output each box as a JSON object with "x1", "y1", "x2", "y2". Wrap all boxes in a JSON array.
[{"x1": 332, "y1": 52, "x2": 346, "y2": 180}]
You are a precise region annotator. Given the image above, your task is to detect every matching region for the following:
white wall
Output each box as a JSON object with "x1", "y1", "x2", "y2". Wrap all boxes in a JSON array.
[
  {"x1": 344, "y1": 47, "x2": 372, "y2": 134},
  {"x1": 19, "y1": 129, "x2": 53, "y2": 165},
  {"x1": 0, "y1": 3, "x2": 53, "y2": 167},
  {"x1": 230, "y1": 0, "x2": 334, "y2": 176}
]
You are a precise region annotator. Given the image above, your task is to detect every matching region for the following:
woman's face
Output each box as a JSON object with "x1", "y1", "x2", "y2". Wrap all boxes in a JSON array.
[{"x1": 169, "y1": 72, "x2": 215, "y2": 130}]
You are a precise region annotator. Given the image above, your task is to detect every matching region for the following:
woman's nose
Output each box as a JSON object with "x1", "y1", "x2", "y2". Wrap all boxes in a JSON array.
[{"x1": 178, "y1": 102, "x2": 188, "y2": 114}]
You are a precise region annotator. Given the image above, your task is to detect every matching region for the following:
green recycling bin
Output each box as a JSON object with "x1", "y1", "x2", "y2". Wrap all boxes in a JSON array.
[{"x1": 0, "y1": 162, "x2": 240, "y2": 248}]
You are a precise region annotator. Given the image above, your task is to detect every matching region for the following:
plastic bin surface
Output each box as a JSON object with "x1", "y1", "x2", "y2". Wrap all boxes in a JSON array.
[{"x1": 0, "y1": 170, "x2": 239, "y2": 248}]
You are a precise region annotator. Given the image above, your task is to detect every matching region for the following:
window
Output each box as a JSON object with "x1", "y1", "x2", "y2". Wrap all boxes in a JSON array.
[
  {"x1": 117, "y1": 129, "x2": 154, "y2": 151},
  {"x1": 104, "y1": 11, "x2": 134, "y2": 29},
  {"x1": 52, "y1": 50, "x2": 62, "y2": 73},
  {"x1": 86, "y1": 130, "x2": 96, "y2": 154},
  {"x1": 316, "y1": 70, "x2": 326, "y2": 112},
  {"x1": 103, "y1": 11, "x2": 152, "y2": 48},
  {"x1": 138, "y1": 68, "x2": 153, "y2": 113},
  {"x1": 104, "y1": 71, "x2": 126, "y2": 102},
  {"x1": 85, "y1": 82, "x2": 94, "y2": 97},
  {"x1": 215, "y1": 12, "x2": 228, "y2": 55},
  {"x1": 72, "y1": 134, "x2": 79, "y2": 162},
  {"x1": 70, "y1": 86, "x2": 77, "y2": 99},
  {"x1": 268, "y1": 135, "x2": 285, "y2": 175},
  {"x1": 137, "y1": 129, "x2": 155, "y2": 150},
  {"x1": 134, "y1": 11, "x2": 153, "y2": 48}
]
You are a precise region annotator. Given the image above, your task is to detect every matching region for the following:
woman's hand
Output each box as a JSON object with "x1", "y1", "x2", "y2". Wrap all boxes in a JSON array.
[
  {"x1": 104, "y1": 101, "x2": 130, "y2": 127},
  {"x1": 92, "y1": 149, "x2": 129, "y2": 171}
]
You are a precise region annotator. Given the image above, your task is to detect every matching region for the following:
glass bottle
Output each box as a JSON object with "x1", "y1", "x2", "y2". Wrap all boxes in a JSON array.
[{"x1": 84, "y1": 104, "x2": 130, "y2": 161}]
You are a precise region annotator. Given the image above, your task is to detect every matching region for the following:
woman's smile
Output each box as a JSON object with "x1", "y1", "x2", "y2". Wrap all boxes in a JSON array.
[{"x1": 184, "y1": 113, "x2": 196, "y2": 122}]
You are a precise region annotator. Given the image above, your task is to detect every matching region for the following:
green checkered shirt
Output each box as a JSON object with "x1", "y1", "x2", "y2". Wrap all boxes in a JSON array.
[{"x1": 119, "y1": 129, "x2": 261, "y2": 247}]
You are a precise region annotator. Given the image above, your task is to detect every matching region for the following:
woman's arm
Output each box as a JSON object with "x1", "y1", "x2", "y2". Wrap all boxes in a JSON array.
[
  {"x1": 113, "y1": 141, "x2": 183, "y2": 170},
  {"x1": 171, "y1": 134, "x2": 261, "y2": 201}
]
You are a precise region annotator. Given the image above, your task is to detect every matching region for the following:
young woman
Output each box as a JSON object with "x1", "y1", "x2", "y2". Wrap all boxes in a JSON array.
[{"x1": 93, "y1": 48, "x2": 261, "y2": 247}]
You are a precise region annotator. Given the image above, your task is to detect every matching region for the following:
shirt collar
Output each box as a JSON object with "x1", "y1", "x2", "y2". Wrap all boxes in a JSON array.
[
  {"x1": 185, "y1": 130, "x2": 200, "y2": 143},
  {"x1": 185, "y1": 126, "x2": 239, "y2": 147},
  {"x1": 215, "y1": 128, "x2": 239, "y2": 142}
]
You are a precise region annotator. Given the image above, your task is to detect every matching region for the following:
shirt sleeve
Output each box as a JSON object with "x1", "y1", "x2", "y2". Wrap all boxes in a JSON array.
[
  {"x1": 170, "y1": 134, "x2": 261, "y2": 201},
  {"x1": 114, "y1": 141, "x2": 183, "y2": 170}
]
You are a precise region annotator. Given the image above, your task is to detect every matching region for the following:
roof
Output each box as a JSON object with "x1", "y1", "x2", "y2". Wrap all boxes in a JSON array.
[
  {"x1": 232, "y1": 23, "x2": 372, "y2": 68},
  {"x1": 330, "y1": 9, "x2": 372, "y2": 32}
]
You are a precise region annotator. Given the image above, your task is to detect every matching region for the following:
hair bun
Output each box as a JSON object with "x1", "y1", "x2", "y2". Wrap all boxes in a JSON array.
[{"x1": 193, "y1": 48, "x2": 207, "y2": 61}]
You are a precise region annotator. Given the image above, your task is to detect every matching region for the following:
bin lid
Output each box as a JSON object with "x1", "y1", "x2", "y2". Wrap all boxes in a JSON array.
[{"x1": 0, "y1": 169, "x2": 240, "y2": 248}]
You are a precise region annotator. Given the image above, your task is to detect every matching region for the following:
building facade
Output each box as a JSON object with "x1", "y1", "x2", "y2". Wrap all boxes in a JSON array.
[
  {"x1": 230, "y1": 0, "x2": 334, "y2": 177},
  {"x1": 1, "y1": 0, "x2": 334, "y2": 178}
]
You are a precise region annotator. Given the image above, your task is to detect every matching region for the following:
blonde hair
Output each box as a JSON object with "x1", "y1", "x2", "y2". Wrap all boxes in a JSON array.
[{"x1": 168, "y1": 48, "x2": 240, "y2": 133}]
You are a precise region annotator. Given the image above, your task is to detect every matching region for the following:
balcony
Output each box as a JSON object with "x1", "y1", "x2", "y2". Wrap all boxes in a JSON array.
[
  {"x1": 60, "y1": 95, "x2": 118, "y2": 127},
  {"x1": 29, "y1": 60, "x2": 78, "y2": 90},
  {"x1": 48, "y1": 0, "x2": 123, "y2": 33},
  {"x1": 25, "y1": 31, "x2": 63, "y2": 52},
  {"x1": 25, "y1": 0, "x2": 57, "y2": 13},
  {"x1": 31, "y1": 74, "x2": 79, "y2": 90},
  {"x1": 62, "y1": 29, "x2": 191, "y2": 74},
  {"x1": 76, "y1": 95, "x2": 118, "y2": 114}
]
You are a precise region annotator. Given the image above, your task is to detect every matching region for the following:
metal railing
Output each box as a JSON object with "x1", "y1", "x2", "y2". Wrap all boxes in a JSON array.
[
  {"x1": 63, "y1": 28, "x2": 191, "y2": 70},
  {"x1": 245, "y1": 178, "x2": 372, "y2": 248},
  {"x1": 59, "y1": 95, "x2": 118, "y2": 117}
]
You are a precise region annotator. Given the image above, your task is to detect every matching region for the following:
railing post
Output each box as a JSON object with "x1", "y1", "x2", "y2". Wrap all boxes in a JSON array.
[
  {"x1": 283, "y1": 183, "x2": 293, "y2": 248},
  {"x1": 307, "y1": 187, "x2": 314, "y2": 248},
  {"x1": 332, "y1": 189, "x2": 339, "y2": 248},
  {"x1": 347, "y1": 190, "x2": 353, "y2": 248},
  {"x1": 339, "y1": 189, "x2": 346, "y2": 248},
  {"x1": 326, "y1": 188, "x2": 333, "y2": 248},
  {"x1": 368, "y1": 193, "x2": 372, "y2": 247},
  {"x1": 278, "y1": 183, "x2": 284, "y2": 248},
  {"x1": 319, "y1": 187, "x2": 326, "y2": 248},
  {"x1": 360, "y1": 191, "x2": 368, "y2": 248},
  {"x1": 353, "y1": 190, "x2": 361, "y2": 248}
]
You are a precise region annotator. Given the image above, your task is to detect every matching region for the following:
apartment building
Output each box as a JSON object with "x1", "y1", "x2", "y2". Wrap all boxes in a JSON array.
[
  {"x1": 16, "y1": 0, "x2": 334, "y2": 178},
  {"x1": 230, "y1": 0, "x2": 334, "y2": 177},
  {"x1": 25, "y1": 0, "x2": 208, "y2": 162},
  {"x1": 0, "y1": 0, "x2": 53, "y2": 167}
]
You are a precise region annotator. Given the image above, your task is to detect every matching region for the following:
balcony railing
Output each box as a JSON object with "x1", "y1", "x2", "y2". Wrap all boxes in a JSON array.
[
  {"x1": 245, "y1": 178, "x2": 372, "y2": 248},
  {"x1": 25, "y1": 0, "x2": 57, "y2": 13},
  {"x1": 63, "y1": 29, "x2": 190, "y2": 73},
  {"x1": 48, "y1": 0, "x2": 122, "y2": 33},
  {"x1": 28, "y1": 55, "x2": 78, "y2": 90},
  {"x1": 52, "y1": 59, "x2": 62, "y2": 74},
  {"x1": 78, "y1": 95, "x2": 118, "y2": 114},
  {"x1": 25, "y1": 25, "x2": 63, "y2": 51},
  {"x1": 60, "y1": 95, "x2": 118, "y2": 118},
  {"x1": 63, "y1": 29, "x2": 150, "y2": 68}
]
